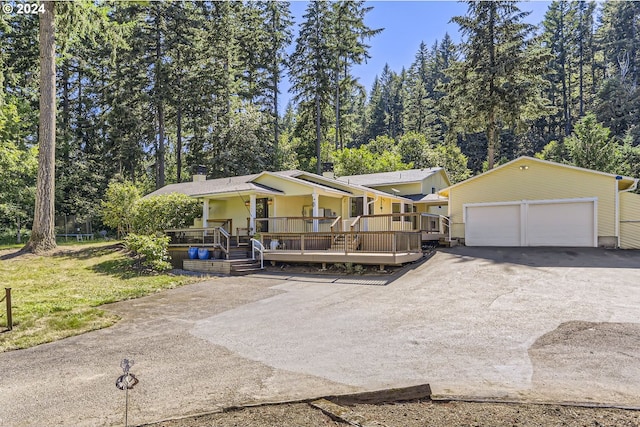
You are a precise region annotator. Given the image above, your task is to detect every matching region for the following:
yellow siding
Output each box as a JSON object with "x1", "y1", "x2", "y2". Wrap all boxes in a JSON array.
[
  {"x1": 253, "y1": 174, "x2": 313, "y2": 196},
  {"x1": 374, "y1": 182, "x2": 422, "y2": 195},
  {"x1": 275, "y1": 195, "x2": 309, "y2": 217},
  {"x1": 207, "y1": 197, "x2": 252, "y2": 234},
  {"x1": 318, "y1": 196, "x2": 342, "y2": 217},
  {"x1": 426, "y1": 204, "x2": 447, "y2": 215},
  {"x1": 620, "y1": 192, "x2": 640, "y2": 249},
  {"x1": 449, "y1": 158, "x2": 617, "y2": 240},
  {"x1": 421, "y1": 172, "x2": 450, "y2": 195}
]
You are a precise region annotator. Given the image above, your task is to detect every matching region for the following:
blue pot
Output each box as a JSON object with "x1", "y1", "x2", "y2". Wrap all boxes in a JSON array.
[
  {"x1": 197, "y1": 248, "x2": 210, "y2": 260},
  {"x1": 188, "y1": 247, "x2": 198, "y2": 259}
]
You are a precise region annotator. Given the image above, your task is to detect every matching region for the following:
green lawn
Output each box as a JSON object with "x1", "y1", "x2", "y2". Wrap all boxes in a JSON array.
[{"x1": 0, "y1": 241, "x2": 202, "y2": 352}]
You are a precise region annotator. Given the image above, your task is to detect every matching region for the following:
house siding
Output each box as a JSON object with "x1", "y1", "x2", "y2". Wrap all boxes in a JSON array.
[
  {"x1": 448, "y1": 158, "x2": 617, "y2": 244},
  {"x1": 620, "y1": 192, "x2": 640, "y2": 249},
  {"x1": 374, "y1": 182, "x2": 422, "y2": 196},
  {"x1": 421, "y1": 172, "x2": 449, "y2": 196}
]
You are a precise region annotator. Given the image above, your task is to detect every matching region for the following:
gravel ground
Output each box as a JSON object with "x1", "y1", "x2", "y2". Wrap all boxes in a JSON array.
[{"x1": 144, "y1": 400, "x2": 640, "y2": 427}]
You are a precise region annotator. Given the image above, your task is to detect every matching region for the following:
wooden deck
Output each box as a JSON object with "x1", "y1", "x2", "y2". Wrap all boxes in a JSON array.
[{"x1": 262, "y1": 250, "x2": 423, "y2": 266}]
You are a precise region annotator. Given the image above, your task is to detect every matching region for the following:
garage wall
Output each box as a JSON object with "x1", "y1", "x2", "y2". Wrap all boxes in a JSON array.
[
  {"x1": 620, "y1": 192, "x2": 640, "y2": 249},
  {"x1": 449, "y1": 158, "x2": 616, "y2": 243}
]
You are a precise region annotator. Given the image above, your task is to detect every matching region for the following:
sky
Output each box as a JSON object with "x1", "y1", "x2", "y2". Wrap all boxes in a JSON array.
[{"x1": 281, "y1": 1, "x2": 552, "y2": 108}]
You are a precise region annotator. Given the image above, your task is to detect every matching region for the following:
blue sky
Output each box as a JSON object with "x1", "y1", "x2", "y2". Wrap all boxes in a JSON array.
[{"x1": 281, "y1": 1, "x2": 552, "y2": 108}]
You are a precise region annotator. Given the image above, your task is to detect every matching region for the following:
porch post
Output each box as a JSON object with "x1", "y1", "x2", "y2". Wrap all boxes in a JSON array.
[
  {"x1": 249, "y1": 194, "x2": 256, "y2": 234},
  {"x1": 362, "y1": 192, "x2": 368, "y2": 231},
  {"x1": 312, "y1": 192, "x2": 319, "y2": 232},
  {"x1": 202, "y1": 198, "x2": 209, "y2": 228}
]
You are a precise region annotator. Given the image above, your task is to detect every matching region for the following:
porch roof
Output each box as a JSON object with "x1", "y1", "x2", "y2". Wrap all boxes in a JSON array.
[{"x1": 404, "y1": 193, "x2": 449, "y2": 204}]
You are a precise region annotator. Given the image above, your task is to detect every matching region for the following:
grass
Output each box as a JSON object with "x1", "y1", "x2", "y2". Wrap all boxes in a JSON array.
[{"x1": 0, "y1": 241, "x2": 201, "y2": 352}]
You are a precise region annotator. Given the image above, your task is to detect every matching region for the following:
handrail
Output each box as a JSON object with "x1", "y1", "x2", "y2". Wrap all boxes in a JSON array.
[
  {"x1": 350, "y1": 215, "x2": 361, "y2": 232},
  {"x1": 250, "y1": 238, "x2": 264, "y2": 269},
  {"x1": 219, "y1": 227, "x2": 230, "y2": 258},
  {"x1": 330, "y1": 216, "x2": 342, "y2": 232}
]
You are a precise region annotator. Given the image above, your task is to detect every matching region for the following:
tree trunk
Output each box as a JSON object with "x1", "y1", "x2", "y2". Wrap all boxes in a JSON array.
[
  {"x1": 155, "y1": 4, "x2": 165, "y2": 189},
  {"x1": 25, "y1": 1, "x2": 57, "y2": 254},
  {"x1": 487, "y1": 111, "x2": 497, "y2": 170},
  {"x1": 316, "y1": 93, "x2": 321, "y2": 175}
]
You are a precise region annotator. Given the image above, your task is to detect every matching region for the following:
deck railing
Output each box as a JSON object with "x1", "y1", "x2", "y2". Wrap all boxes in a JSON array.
[
  {"x1": 254, "y1": 213, "x2": 448, "y2": 237},
  {"x1": 260, "y1": 231, "x2": 422, "y2": 254},
  {"x1": 352, "y1": 213, "x2": 417, "y2": 232},
  {"x1": 205, "y1": 218, "x2": 233, "y2": 231},
  {"x1": 254, "y1": 216, "x2": 339, "y2": 233},
  {"x1": 166, "y1": 227, "x2": 231, "y2": 258}
]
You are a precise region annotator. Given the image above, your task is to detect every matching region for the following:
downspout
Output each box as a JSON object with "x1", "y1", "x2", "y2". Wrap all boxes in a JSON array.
[{"x1": 617, "y1": 178, "x2": 640, "y2": 248}]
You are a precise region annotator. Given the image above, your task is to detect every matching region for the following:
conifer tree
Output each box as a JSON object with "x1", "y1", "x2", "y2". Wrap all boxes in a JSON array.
[{"x1": 447, "y1": 1, "x2": 550, "y2": 169}]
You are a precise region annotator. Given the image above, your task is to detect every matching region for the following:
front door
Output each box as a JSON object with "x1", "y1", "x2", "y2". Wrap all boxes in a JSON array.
[{"x1": 256, "y1": 198, "x2": 269, "y2": 232}]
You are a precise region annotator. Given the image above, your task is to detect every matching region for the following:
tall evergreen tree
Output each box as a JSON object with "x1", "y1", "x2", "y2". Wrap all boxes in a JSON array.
[
  {"x1": 446, "y1": 1, "x2": 551, "y2": 169},
  {"x1": 289, "y1": 1, "x2": 334, "y2": 174}
]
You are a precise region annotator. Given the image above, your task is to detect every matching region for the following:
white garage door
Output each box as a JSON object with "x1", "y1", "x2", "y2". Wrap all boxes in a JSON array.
[
  {"x1": 465, "y1": 203, "x2": 522, "y2": 246},
  {"x1": 464, "y1": 198, "x2": 597, "y2": 247}
]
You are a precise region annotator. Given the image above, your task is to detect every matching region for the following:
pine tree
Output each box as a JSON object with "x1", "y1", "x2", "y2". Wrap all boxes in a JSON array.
[
  {"x1": 447, "y1": 1, "x2": 551, "y2": 169},
  {"x1": 289, "y1": 1, "x2": 335, "y2": 174}
]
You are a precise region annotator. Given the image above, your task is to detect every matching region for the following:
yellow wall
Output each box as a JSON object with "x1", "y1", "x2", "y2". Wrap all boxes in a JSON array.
[
  {"x1": 421, "y1": 172, "x2": 450, "y2": 195},
  {"x1": 274, "y1": 195, "x2": 309, "y2": 217},
  {"x1": 208, "y1": 197, "x2": 252, "y2": 234},
  {"x1": 374, "y1": 182, "x2": 422, "y2": 196},
  {"x1": 448, "y1": 158, "x2": 617, "y2": 241},
  {"x1": 620, "y1": 192, "x2": 640, "y2": 249},
  {"x1": 254, "y1": 174, "x2": 312, "y2": 196},
  {"x1": 318, "y1": 196, "x2": 341, "y2": 217}
]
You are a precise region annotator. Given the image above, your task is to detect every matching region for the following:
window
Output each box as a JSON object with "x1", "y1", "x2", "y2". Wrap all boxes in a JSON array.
[
  {"x1": 392, "y1": 203, "x2": 401, "y2": 221},
  {"x1": 404, "y1": 204, "x2": 411, "y2": 221},
  {"x1": 351, "y1": 197, "x2": 373, "y2": 217}
]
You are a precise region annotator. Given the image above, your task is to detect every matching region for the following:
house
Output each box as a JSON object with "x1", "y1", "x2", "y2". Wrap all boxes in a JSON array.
[
  {"x1": 147, "y1": 168, "x2": 450, "y2": 271},
  {"x1": 337, "y1": 168, "x2": 450, "y2": 215},
  {"x1": 439, "y1": 156, "x2": 640, "y2": 249}
]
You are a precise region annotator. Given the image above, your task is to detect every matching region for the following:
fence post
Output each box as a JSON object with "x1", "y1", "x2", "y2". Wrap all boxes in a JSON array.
[{"x1": 5, "y1": 288, "x2": 12, "y2": 331}]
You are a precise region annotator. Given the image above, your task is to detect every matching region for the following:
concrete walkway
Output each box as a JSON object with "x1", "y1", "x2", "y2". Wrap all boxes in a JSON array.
[{"x1": 2, "y1": 247, "x2": 640, "y2": 426}]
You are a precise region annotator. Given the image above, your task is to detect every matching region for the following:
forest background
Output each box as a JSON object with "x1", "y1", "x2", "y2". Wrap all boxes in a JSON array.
[{"x1": 1, "y1": 0, "x2": 640, "y2": 241}]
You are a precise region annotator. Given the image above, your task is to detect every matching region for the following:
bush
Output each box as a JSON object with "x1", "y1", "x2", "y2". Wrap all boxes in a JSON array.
[
  {"x1": 124, "y1": 233, "x2": 172, "y2": 271},
  {"x1": 132, "y1": 193, "x2": 201, "y2": 235},
  {"x1": 101, "y1": 180, "x2": 141, "y2": 238}
]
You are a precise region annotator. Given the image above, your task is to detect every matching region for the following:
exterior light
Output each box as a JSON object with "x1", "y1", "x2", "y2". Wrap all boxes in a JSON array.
[
  {"x1": 519, "y1": 165, "x2": 529, "y2": 170},
  {"x1": 267, "y1": 199, "x2": 273, "y2": 205},
  {"x1": 244, "y1": 200, "x2": 250, "y2": 207}
]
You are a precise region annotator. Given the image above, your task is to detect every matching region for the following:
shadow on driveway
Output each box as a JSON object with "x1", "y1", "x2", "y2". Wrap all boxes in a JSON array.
[{"x1": 441, "y1": 246, "x2": 640, "y2": 269}]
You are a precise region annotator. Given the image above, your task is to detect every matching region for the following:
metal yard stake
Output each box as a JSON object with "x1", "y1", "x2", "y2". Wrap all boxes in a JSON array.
[{"x1": 116, "y1": 359, "x2": 139, "y2": 427}]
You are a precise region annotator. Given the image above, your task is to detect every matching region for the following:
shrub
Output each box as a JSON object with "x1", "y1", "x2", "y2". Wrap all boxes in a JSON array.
[
  {"x1": 124, "y1": 233, "x2": 172, "y2": 271},
  {"x1": 101, "y1": 180, "x2": 141, "y2": 238},
  {"x1": 132, "y1": 193, "x2": 201, "y2": 235}
]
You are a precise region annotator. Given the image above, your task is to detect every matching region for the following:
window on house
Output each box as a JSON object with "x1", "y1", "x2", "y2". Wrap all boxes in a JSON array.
[
  {"x1": 404, "y1": 204, "x2": 411, "y2": 221},
  {"x1": 350, "y1": 197, "x2": 373, "y2": 217},
  {"x1": 392, "y1": 202, "x2": 401, "y2": 221}
]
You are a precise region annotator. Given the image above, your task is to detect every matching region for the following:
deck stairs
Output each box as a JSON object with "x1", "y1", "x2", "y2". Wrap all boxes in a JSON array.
[
  {"x1": 227, "y1": 240, "x2": 262, "y2": 275},
  {"x1": 331, "y1": 235, "x2": 360, "y2": 252}
]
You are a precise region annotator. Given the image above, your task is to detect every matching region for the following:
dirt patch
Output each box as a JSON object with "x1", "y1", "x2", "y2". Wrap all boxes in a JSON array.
[
  {"x1": 143, "y1": 400, "x2": 640, "y2": 427},
  {"x1": 529, "y1": 321, "x2": 640, "y2": 402}
]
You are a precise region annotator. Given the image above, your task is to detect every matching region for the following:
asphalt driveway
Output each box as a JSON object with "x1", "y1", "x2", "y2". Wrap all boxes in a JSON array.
[{"x1": 1, "y1": 247, "x2": 640, "y2": 426}]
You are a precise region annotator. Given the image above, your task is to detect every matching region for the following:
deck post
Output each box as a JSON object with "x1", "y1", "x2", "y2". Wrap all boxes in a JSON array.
[
  {"x1": 249, "y1": 194, "x2": 256, "y2": 233},
  {"x1": 312, "y1": 192, "x2": 319, "y2": 232}
]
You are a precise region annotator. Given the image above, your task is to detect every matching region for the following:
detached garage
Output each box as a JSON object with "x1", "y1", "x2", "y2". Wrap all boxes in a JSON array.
[{"x1": 440, "y1": 157, "x2": 639, "y2": 248}]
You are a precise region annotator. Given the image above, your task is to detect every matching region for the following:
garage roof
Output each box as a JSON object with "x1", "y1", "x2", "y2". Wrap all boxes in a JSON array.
[{"x1": 440, "y1": 156, "x2": 638, "y2": 197}]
